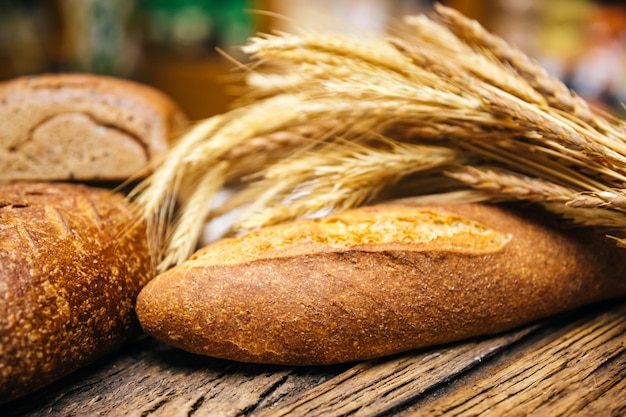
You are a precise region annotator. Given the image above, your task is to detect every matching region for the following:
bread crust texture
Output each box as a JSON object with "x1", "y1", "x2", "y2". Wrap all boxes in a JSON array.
[
  {"x1": 0, "y1": 73, "x2": 187, "y2": 181},
  {"x1": 136, "y1": 203, "x2": 626, "y2": 365},
  {"x1": 0, "y1": 182, "x2": 152, "y2": 403}
]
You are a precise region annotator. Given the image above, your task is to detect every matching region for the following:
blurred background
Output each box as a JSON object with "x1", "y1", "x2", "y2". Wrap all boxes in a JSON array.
[{"x1": 0, "y1": 0, "x2": 625, "y2": 119}]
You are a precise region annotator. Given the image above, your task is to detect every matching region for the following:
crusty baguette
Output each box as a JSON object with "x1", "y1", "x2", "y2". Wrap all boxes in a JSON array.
[
  {"x1": 0, "y1": 182, "x2": 152, "y2": 403},
  {"x1": 136, "y1": 202, "x2": 626, "y2": 365},
  {"x1": 0, "y1": 73, "x2": 187, "y2": 182}
]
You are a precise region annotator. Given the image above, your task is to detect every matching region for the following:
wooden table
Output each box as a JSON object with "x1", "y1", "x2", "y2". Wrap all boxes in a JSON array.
[{"x1": 3, "y1": 298, "x2": 625, "y2": 416}]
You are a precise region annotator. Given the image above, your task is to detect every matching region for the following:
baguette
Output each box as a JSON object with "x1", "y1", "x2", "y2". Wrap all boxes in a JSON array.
[
  {"x1": 0, "y1": 182, "x2": 152, "y2": 403},
  {"x1": 0, "y1": 73, "x2": 187, "y2": 182},
  {"x1": 136, "y1": 202, "x2": 626, "y2": 365}
]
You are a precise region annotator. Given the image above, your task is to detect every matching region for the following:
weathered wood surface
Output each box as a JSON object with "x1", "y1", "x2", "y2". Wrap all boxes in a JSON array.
[{"x1": 2, "y1": 299, "x2": 625, "y2": 417}]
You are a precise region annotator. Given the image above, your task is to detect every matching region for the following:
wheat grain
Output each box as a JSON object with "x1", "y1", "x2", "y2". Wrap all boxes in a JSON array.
[
  {"x1": 243, "y1": 30, "x2": 413, "y2": 76},
  {"x1": 543, "y1": 202, "x2": 626, "y2": 230},
  {"x1": 568, "y1": 189, "x2": 626, "y2": 211},
  {"x1": 158, "y1": 161, "x2": 229, "y2": 271},
  {"x1": 232, "y1": 141, "x2": 461, "y2": 230},
  {"x1": 448, "y1": 166, "x2": 576, "y2": 203},
  {"x1": 434, "y1": 2, "x2": 626, "y2": 147},
  {"x1": 398, "y1": 17, "x2": 546, "y2": 106},
  {"x1": 475, "y1": 85, "x2": 626, "y2": 169},
  {"x1": 454, "y1": 139, "x2": 609, "y2": 192},
  {"x1": 433, "y1": 5, "x2": 595, "y2": 121}
]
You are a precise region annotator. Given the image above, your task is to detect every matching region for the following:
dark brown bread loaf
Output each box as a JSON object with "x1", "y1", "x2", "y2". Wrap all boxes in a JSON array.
[
  {"x1": 136, "y1": 202, "x2": 626, "y2": 365},
  {"x1": 0, "y1": 73, "x2": 187, "y2": 182},
  {"x1": 0, "y1": 182, "x2": 153, "y2": 403}
]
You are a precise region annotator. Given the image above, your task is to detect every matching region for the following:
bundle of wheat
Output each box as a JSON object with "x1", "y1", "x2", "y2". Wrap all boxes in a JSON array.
[{"x1": 130, "y1": 4, "x2": 626, "y2": 272}]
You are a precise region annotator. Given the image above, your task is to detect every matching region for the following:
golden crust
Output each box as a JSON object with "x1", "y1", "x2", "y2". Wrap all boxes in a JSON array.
[
  {"x1": 188, "y1": 204, "x2": 512, "y2": 266},
  {"x1": 0, "y1": 182, "x2": 153, "y2": 403},
  {"x1": 137, "y1": 203, "x2": 626, "y2": 365}
]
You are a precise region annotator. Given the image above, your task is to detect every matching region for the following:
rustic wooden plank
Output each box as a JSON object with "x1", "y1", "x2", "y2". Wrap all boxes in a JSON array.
[
  {"x1": 2, "y1": 325, "x2": 535, "y2": 417},
  {"x1": 1, "y1": 337, "x2": 351, "y2": 417},
  {"x1": 4, "y1": 300, "x2": 623, "y2": 417},
  {"x1": 249, "y1": 326, "x2": 537, "y2": 416},
  {"x1": 405, "y1": 300, "x2": 626, "y2": 417}
]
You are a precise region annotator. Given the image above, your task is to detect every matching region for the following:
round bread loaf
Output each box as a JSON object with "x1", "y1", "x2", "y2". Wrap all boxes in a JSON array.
[
  {"x1": 136, "y1": 202, "x2": 626, "y2": 365},
  {"x1": 0, "y1": 182, "x2": 153, "y2": 403},
  {"x1": 0, "y1": 73, "x2": 187, "y2": 182}
]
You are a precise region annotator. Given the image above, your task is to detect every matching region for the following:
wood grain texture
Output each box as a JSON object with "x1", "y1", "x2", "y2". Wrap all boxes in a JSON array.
[
  {"x1": 1, "y1": 299, "x2": 624, "y2": 417},
  {"x1": 251, "y1": 328, "x2": 535, "y2": 417},
  {"x1": 408, "y1": 301, "x2": 626, "y2": 417}
]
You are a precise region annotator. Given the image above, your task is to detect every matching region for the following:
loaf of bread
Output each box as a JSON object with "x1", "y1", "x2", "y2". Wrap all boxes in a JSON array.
[
  {"x1": 0, "y1": 73, "x2": 187, "y2": 182},
  {"x1": 0, "y1": 182, "x2": 152, "y2": 404},
  {"x1": 136, "y1": 202, "x2": 626, "y2": 365}
]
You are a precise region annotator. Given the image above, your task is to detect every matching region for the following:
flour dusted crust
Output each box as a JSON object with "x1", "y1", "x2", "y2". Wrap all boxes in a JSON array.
[
  {"x1": 0, "y1": 182, "x2": 153, "y2": 403},
  {"x1": 137, "y1": 203, "x2": 626, "y2": 365},
  {"x1": 0, "y1": 73, "x2": 187, "y2": 181}
]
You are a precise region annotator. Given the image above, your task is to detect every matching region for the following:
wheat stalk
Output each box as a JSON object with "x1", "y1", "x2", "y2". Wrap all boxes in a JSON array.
[
  {"x1": 568, "y1": 189, "x2": 626, "y2": 211},
  {"x1": 433, "y1": 4, "x2": 598, "y2": 125},
  {"x1": 447, "y1": 166, "x2": 577, "y2": 203},
  {"x1": 159, "y1": 161, "x2": 229, "y2": 271},
  {"x1": 400, "y1": 15, "x2": 547, "y2": 107},
  {"x1": 131, "y1": 3, "x2": 626, "y2": 271},
  {"x1": 232, "y1": 140, "x2": 461, "y2": 231},
  {"x1": 435, "y1": 3, "x2": 626, "y2": 152},
  {"x1": 242, "y1": 30, "x2": 414, "y2": 76},
  {"x1": 392, "y1": 36, "x2": 625, "y2": 172}
]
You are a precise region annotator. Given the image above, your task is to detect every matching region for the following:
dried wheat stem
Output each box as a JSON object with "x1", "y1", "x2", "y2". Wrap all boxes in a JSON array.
[
  {"x1": 233, "y1": 141, "x2": 461, "y2": 230},
  {"x1": 398, "y1": 17, "x2": 546, "y2": 106},
  {"x1": 450, "y1": 166, "x2": 626, "y2": 231},
  {"x1": 384, "y1": 43, "x2": 624, "y2": 186},
  {"x1": 158, "y1": 161, "x2": 229, "y2": 271},
  {"x1": 476, "y1": 85, "x2": 618, "y2": 163},
  {"x1": 549, "y1": 108, "x2": 626, "y2": 170},
  {"x1": 568, "y1": 189, "x2": 626, "y2": 211},
  {"x1": 129, "y1": 116, "x2": 227, "y2": 258},
  {"x1": 433, "y1": 5, "x2": 593, "y2": 118},
  {"x1": 448, "y1": 166, "x2": 576, "y2": 203},
  {"x1": 388, "y1": 121, "x2": 516, "y2": 143},
  {"x1": 246, "y1": 51, "x2": 455, "y2": 106},
  {"x1": 130, "y1": 116, "x2": 225, "y2": 215},
  {"x1": 243, "y1": 30, "x2": 413, "y2": 76},
  {"x1": 543, "y1": 202, "x2": 626, "y2": 230},
  {"x1": 222, "y1": 124, "x2": 337, "y2": 180},
  {"x1": 245, "y1": 71, "x2": 312, "y2": 96},
  {"x1": 611, "y1": 236, "x2": 626, "y2": 248},
  {"x1": 434, "y1": 2, "x2": 626, "y2": 144},
  {"x1": 456, "y1": 139, "x2": 608, "y2": 192}
]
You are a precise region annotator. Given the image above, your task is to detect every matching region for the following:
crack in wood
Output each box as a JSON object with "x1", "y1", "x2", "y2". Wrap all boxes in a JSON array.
[
  {"x1": 186, "y1": 395, "x2": 205, "y2": 417},
  {"x1": 238, "y1": 374, "x2": 290, "y2": 416},
  {"x1": 141, "y1": 398, "x2": 170, "y2": 417}
]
